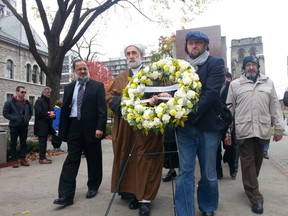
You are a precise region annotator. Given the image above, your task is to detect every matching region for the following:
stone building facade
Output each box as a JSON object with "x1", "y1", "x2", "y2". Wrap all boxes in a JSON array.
[
  {"x1": 231, "y1": 36, "x2": 265, "y2": 78},
  {"x1": 0, "y1": 11, "x2": 48, "y2": 134}
]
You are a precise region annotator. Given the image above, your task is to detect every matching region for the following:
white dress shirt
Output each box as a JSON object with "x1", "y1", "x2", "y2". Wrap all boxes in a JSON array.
[{"x1": 70, "y1": 81, "x2": 85, "y2": 117}]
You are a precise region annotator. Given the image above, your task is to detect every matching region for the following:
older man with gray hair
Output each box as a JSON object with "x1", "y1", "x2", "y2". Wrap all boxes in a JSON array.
[
  {"x1": 106, "y1": 42, "x2": 164, "y2": 216},
  {"x1": 227, "y1": 55, "x2": 284, "y2": 214}
]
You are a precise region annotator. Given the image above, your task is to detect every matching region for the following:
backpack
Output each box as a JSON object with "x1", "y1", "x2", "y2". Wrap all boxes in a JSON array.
[{"x1": 217, "y1": 98, "x2": 233, "y2": 127}]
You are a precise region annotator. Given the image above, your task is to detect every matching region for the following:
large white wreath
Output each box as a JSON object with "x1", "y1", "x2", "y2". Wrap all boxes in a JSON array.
[{"x1": 121, "y1": 58, "x2": 202, "y2": 135}]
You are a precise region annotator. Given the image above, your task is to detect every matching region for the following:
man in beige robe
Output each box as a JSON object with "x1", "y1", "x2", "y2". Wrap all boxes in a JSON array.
[{"x1": 106, "y1": 42, "x2": 164, "y2": 216}]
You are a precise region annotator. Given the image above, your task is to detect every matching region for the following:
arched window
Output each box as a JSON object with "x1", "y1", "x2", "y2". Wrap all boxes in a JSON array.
[
  {"x1": 39, "y1": 70, "x2": 44, "y2": 84},
  {"x1": 249, "y1": 47, "x2": 256, "y2": 56},
  {"x1": 5, "y1": 59, "x2": 13, "y2": 79},
  {"x1": 238, "y1": 49, "x2": 245, "y2": 59},
  {"x1": 32, "y1": 65, "x2": 38, "y2": 83},
  {"x1": 26, "y1": 64, "x2": 31, "y2": 82}
]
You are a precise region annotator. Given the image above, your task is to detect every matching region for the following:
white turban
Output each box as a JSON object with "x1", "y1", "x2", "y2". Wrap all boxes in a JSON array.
[{"x1": 123, "y1": 42, "x2": 146, "y2": 56}]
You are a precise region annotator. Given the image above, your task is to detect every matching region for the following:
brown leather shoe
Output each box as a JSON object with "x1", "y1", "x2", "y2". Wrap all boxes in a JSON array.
[
  {"x1": 21, "y1": 159, "x2": 30, "y2": 166},
  {"x1": 39, "y1": 159, "x2": 52, "y2": 164},
  {"x1": 45, "y1": 158, "x2": 52, "y2": 162},
  {"x1": 12, "y1": 160, "x2": 20, "y2": 168}
]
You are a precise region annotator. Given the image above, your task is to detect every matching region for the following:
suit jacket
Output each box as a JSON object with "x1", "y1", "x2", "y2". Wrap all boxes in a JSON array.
[
  {"x1": 188, "y1": 55, "x2": 226, "y2": 131},
  {"x1": 59, "y1": 79, "x2": 107, "y2": 142}
]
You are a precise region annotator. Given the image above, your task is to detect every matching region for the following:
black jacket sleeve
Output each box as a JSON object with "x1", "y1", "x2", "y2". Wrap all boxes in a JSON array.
[{"x1": 284, "y1": 91, "x2": 288, "y2": 106}]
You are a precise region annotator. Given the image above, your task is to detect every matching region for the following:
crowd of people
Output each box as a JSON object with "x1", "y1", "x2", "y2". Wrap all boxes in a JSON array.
[{"x1": 2, "y1": 30, "x2": 286, "y2": 216}]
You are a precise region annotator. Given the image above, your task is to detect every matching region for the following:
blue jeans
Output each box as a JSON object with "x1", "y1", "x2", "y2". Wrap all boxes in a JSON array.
[
  {"x1": 263, "y1": 143, "x2": 269, "y2": 155},
  {"x1": 175, "y1": 122, "x2": 221, "y2": 216}
]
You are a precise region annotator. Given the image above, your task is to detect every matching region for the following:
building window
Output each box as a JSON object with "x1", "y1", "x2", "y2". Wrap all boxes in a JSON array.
[
  {"x1": 238, "y1": 49, "x2": 245, "y2": 59},
  {"x1": 6, "y1": 93, "x2": 13, "y2": 101},
  {"x1": 249, "y1": 47, "x2": 256, "y2": 56},
  {"x1": 5, "y1": 59, "x2": 13, "y2": 79},
  {"x1": 26, "y1": 64, "x2": 31, "y2": 82},
  {"x1": 32, "y1": 65, "x2": 38, "y2": 83},
  {"x1": 29, "y1": 96, "x2": 35, "y2": 116},
  {"x1": 39, "y1": 70, "x2": 44, "y2": 84}
]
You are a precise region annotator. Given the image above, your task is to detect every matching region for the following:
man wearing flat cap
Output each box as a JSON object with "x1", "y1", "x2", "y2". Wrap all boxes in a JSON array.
[
  {"x1": 175, "y1": 30, "x2": 226, "y2": 216},
  {"x1": 226, "y1": 55, "x2": 284, "y2": 214},
  {"x1": 106, "y1": 42, "x2": 164, "y2": 216}
]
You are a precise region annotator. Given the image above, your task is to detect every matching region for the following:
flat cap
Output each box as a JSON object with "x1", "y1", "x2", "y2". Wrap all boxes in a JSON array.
[{"x1": 185, "y1": 31, "x2": 209, "y2": 43}]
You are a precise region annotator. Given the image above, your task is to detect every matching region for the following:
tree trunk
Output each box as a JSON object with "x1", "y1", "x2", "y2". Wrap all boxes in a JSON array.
[{"x1": 45, "y1": 68, "x2": 62, "y2": 106}]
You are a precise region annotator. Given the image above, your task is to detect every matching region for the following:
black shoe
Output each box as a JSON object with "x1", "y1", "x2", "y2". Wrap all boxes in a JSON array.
[
  {"x1": 264, "y1": 154, "x2": 269, "y2": 159},
  {"x1": 129, "y1": 199, "x2": 140, "y2": 210},
  {"x1": 120, "y1": 192, "x2": 135, "y2": 201},
  {"x1": 53, "y1": 197, "x2": 73, "y2": 206},
  {"x1": 162, "y1": 170, "x2": 177, "y2": 182},
  {"x1": 228, "y1": 163, "x2": 237, "y2": 179},
  {"x1": 86, "y1": 189, "x2": 97, "y2": 199},
  {"x1": 139, "y1": 203, "x2": 150, "y2": 216},
  {"x1": 252, "y1": 203, "x2": 263, "y2": 214},
  {"x1": 230, "y1": 171, "x2": 237, "y2": 179},
  {"x1": 217, "y1": 172, "x2": 223, "y2": 180},
  {"x1": 202, "y1": 212, "x2": 214, "y2": 216}
]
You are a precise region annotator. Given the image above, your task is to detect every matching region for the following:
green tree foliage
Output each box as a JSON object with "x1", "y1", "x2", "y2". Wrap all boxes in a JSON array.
[{"x1": 150, "y1": 34, "x2": 176, "y2": 62}]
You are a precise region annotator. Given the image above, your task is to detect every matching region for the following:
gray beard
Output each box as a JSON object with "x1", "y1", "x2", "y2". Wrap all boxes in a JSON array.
[
  {"x1": 245, "y1": 72, "x2": 257, "y2": 80},
  {"x1": 77, "y1": 75, "x2": 89, "y2": 85},
  {"x1": 128, "y1": 58, "x2": 141, "y2": 69}
]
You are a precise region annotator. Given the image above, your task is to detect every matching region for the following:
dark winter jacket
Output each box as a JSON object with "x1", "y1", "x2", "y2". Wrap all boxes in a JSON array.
[
  {"x1": 34, "y1": 95, "x2": 55, "y2": 136},
  {"x1": 283, "y1": 91, "x2": 288, "y2": 106},
  {"x1": 187, "y1": 55, "x2": 226, "y2": 132},
  {"x1": 3, "y1": 97, "x2": 32, "y2": 127}
]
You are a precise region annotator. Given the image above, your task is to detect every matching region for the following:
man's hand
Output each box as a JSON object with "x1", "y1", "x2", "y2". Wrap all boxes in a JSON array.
[
  {"x1": 95, "y1": 130, "x2": 103, "y2": 138},
  {"x1": 149, "y1": 95, "x2": 158, "y2": 105},
  {"x1": 273, "y1": 134, "x2": 282, "y2": 142}
]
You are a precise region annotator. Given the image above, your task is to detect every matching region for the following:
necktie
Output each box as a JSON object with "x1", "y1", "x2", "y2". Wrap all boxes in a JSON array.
[{"x1": 77, "y1": 84, "x2": 84, "y2": 120}]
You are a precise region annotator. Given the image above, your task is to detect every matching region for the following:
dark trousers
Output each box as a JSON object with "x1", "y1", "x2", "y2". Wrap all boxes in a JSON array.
[
  {"x1": 38, "y1": 136, "x2": 48, "y2": 160},
  {"x1": 163, "y1": 141, "x2": 179, "y2": 169},
  {"x1": 239, "y1": 138, "x2": 264, "y2": 204},
  {"x1": 9, "y1": 125, "x2": 28, "y2": 160},
  {"x1": 216, "y1": 143, "x2": 238, "y2": 176},
  {"x1": 58, "y1": 118, "x2": 103, "y2": 200}
]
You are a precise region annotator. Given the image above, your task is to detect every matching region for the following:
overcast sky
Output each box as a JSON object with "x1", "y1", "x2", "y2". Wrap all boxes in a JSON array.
[{"x1": 97, "y1": 0, "x2": 288, "y2": 97}]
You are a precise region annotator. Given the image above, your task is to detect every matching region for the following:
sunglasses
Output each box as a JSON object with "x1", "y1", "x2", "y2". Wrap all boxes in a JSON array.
[{"x1": 20, "y1": 91, "x2": 27, "y2": 94}]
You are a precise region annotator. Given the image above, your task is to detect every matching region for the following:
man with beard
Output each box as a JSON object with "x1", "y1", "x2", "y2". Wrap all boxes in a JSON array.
[
  {"x1": 53, "y1": 59, "x2": 107, "y2": 206},
  {"x1": 106, "y1": 42, "x2": 164, "y2": 216},
  {"x1": 226, "y1": 55, "x2": 284, "y2": 214},
  {"x1": 175, "y1": 31, "x2": 225, "y2": 216}
]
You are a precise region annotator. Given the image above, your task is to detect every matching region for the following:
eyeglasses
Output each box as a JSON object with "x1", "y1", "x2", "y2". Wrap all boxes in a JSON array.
[{"x1": 20, "y1": 91, "x2": 27, "y2": 94}]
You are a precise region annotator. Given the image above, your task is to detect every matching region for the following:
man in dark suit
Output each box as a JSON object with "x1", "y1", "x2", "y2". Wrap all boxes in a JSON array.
[{"x1": 53, "y1": 59, "x2": 107, "y2": 206}]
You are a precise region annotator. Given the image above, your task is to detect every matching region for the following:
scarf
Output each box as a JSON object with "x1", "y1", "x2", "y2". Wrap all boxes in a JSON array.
[
  {"x1": 13, "y1": 96, "x2": 27, "y2": 104},
  {"x1": 187, "y1": 50, "x2": 210, "y2": 71}
]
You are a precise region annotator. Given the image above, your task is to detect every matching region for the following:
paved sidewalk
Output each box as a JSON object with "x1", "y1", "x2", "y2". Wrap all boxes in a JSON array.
[{"x1": 0, "y1": 135, "x2": 288, "y2": 216}]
